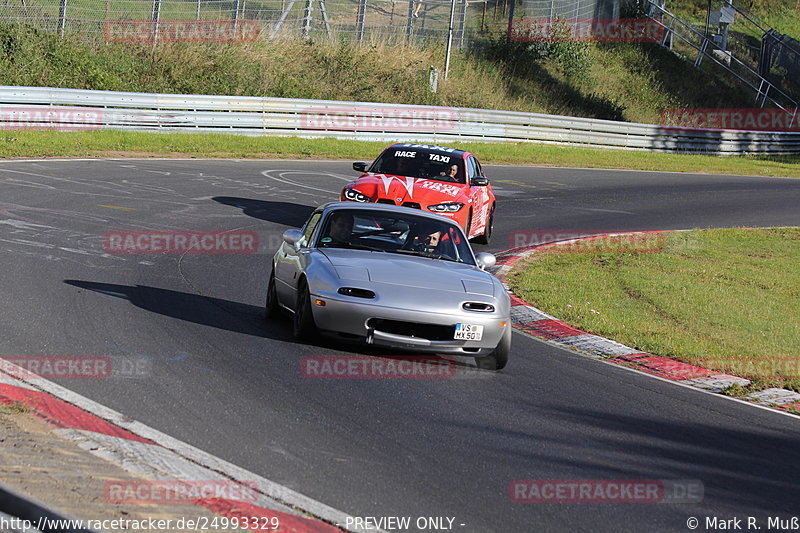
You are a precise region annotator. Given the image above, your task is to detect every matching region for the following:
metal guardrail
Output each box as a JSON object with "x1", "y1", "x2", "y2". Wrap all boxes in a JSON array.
[{"x1": 1, "y1": 86, "x2": 799, "y2": 154}]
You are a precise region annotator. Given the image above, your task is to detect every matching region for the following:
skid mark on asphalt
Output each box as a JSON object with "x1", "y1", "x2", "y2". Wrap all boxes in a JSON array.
[
  {"x1": 187, "y1": 172, "x2": 309, "y2": 199},
  {"x1": 98, "y1": 204, "x2": 136, "y2": 211},
  {"x1": 260, "y1": 170, "x2": 340, "y2": 197}
]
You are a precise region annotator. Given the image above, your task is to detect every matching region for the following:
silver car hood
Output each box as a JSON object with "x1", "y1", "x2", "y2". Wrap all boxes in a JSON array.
[{"x1": 320, "y1": 249, "x2": 495, "y2": 297}]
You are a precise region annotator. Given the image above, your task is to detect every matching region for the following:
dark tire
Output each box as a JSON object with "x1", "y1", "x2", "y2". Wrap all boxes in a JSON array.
[
  {"x1": 475, "y1": 326, "x2": 510, "y2": 371},
  {"x1": 265, "y1": 269, "x2": 282, "y2": 320},
  {"x1": 293, "y1": 279, "x2": 318, "y2": 341},
  {"x1": 474, "y1": 204, "x2": 494, "y2": 245}
]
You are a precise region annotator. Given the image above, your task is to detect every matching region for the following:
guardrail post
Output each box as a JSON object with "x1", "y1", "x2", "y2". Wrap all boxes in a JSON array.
[
  {"x1": 58, "y1": 0, "x2": 68, "y2": 37},
  {"x1": 232, "y1": 0, "x2": 240, "y2": 23}
]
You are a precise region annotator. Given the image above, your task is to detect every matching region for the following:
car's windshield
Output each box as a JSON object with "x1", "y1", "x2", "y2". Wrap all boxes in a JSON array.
[
  {"x1": 369, "y1": 147, "x2": 465, "y2": 184},
  {"x1": 316, "y1": 209, "x2": 475, "y2": 265}
]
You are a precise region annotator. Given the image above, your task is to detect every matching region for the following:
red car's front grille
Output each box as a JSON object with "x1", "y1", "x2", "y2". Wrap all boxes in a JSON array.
[
  {"x1": 401, "y1": 202, "x2": 421, "y2": 209},
  {"x1": 376, "y1": 199, "x2": 396, "y2": 205}
]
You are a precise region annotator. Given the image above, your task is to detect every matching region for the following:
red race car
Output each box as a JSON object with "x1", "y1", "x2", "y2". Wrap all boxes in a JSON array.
[{"x1": 341, "y1": 143, "x2": 496, "y2": 244}]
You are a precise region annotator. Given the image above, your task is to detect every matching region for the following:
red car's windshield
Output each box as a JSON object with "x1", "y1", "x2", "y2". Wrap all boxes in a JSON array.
[{"x1": 369, "y1": 148, "x2": 465, "y2": 184}]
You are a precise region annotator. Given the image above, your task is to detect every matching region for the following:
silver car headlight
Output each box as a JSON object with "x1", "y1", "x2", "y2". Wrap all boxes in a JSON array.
[
  {"x1": 428, "y1": 202, "x2": 464, "y2": 212},
  {"x1": 338, "y1": 287, "x2": 376, "y2": 299},
  {"x1": 344, "y1": 188, "x2": 371, "y2": 203},
  {"x1": 463, "y1": 302, "x2": 495, "y2": 312}
]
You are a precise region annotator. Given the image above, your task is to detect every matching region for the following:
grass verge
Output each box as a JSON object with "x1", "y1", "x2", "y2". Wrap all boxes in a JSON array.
[
  {"x1": 0, "y1": 402, "x2": 31, "y2": 415},
  {"x1": 507, "y1": 228, "x2": 800, "y2": 392},
  {"x1": 1, "y1": 130, "x2": 799, "y2": 178}
]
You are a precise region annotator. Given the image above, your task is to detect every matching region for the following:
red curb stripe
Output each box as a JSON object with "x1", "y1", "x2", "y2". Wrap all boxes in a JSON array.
[
  {"x1": 195, "y1": 498, "x2": 341, "y2": 533},
  {"x1": 0, "y1": 384, "x2": 154, "y2": 444},
  {"x1": 509, "y1": 294, "x2": 529, "y2": 307},
  {"x1": 516, "y1": 319, "x2": 587, "y2": 340},
  {"x1": 609, "y1": 355, "x2": 717, "y2": 381},
  {"x1": 779, "y1": 402, "x2": 800, "y2": 412}
]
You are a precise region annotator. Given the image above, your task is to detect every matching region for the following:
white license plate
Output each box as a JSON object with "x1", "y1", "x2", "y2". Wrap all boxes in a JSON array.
[{"x1": 454, "y1": 323, "x2": 483, "y2": 341}]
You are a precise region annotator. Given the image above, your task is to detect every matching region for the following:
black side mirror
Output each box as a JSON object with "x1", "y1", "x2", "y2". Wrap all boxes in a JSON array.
[
  {"x1": 353, "y1": 162, "x2": 368, "y2": 173},
  {"x1": 470, "y1": 177, "x2": 489, "y2": 186}
]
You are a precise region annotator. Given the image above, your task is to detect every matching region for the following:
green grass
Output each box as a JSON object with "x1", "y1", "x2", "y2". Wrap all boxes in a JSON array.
[
  {"x1": 1, "y1": 129, "x2": 799, "y2": 177},
  {"x1": 0, "y1": 402, "x2": 31, "y2": 415},
  {"x1": 507, "y1": 228, "x2": 800, "y2": 391}
]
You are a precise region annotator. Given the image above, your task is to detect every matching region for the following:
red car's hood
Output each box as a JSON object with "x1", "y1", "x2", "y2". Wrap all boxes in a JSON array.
[{"x1": 348, "y1": 173, "x2": 465, "y2": 204}]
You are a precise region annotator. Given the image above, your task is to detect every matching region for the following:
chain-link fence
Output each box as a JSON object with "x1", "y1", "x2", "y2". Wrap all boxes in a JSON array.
[
  {"x1": 0, "y1": 0, "x2": 522, "y2": 45},
  {"x1": 0, "y1": 0, "x2": 638, "y2": 46},
  {"x1": 760, "y1": 30, "x2": 800, "y2": 102}
]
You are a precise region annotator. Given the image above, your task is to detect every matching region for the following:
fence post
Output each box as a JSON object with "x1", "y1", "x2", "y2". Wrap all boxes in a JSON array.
[
  {"x1": 151, "y1": 0, "x2": 161, "y2": 43},
  {"x1": 458, "y1": 0, "x2": 467, "y2": 48},
  {"x1": 58, "y1": 0, "x2": 68, "y2": 37},
  {"x1": 444, "y1": 0, "x2": 456, "y2": 78},
  {"x1": 506, "y1": 0, "x2": 515, "y2": 42},
  {"x1": 303, "y1": 0, "x2": 313, "y2": 38},
  {"x1": 405, "y1": 0, "x2": 415, "y2": 44},
  {"x1": 356, "y1": 0, "x2": 367, "y2": 43}
]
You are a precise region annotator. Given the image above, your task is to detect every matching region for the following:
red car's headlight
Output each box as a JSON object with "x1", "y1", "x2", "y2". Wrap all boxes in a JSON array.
[
  {"x1": 428, "y1": 202, "x2": 464, "y2": 212},
  {"x1": 344, "y1": 188, "x2": 371, "y2": 203}
]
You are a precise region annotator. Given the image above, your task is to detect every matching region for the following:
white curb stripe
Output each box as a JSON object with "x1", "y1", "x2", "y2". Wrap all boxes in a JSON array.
[
  {"x1": 745, "y1": 388, "x2": 800, "y2": 406},
  {"x1": 550, "y1": 334, "x2": 642, "y2": 357},
  {"x1": 0, "y1": 360, "x2": 378, "y2": 533},
  {"x1": 510, "y1": 306, "x2": 557, "y2": 323}
]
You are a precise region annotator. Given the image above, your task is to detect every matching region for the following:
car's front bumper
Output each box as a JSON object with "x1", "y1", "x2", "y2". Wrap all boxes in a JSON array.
[{"x1": 310, "y1": 292, "x2": 508, "y2": 356}]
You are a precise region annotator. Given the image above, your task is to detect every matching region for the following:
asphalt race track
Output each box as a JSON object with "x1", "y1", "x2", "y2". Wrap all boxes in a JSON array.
[{"x1": 1, "y1": 159, "x2": 799, "y2": 532}]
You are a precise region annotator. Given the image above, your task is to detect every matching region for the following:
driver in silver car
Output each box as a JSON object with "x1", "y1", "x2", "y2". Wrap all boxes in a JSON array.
[
  {"x1": 324, "y1": 211, "x2": 354, "y2": 245},
  {"x1": 408, "y1": 221, "x2": 445, "y2": 254}
]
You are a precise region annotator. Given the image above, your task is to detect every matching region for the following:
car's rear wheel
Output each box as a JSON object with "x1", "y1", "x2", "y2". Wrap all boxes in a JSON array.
[
  {"x1": 474, "y1": 204, "x2": 494, "y2": 245},
  {"x1": 293, "y1": 279, "x2": 318, "y2": 341},
  {"x1": 475, "y1": 326, "x2": 510, "y2": 371},
  {"x1": 265, "y1": 269, "x2": 282, "y2": 320}
]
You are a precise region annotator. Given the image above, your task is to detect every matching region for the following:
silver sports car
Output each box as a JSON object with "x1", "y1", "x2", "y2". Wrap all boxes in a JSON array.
[{"x1": 266, "y1": 202, "x2": 511, "y2": 370}]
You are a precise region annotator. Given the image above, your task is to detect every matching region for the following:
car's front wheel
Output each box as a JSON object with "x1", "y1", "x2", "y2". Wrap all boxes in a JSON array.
[
  {"x1": 475, "y1": 326, "x2": 510, "y2": 371},
  {"x1": 265, "y1": 269, "x2": 282, "y2": 320},
  {"x1": 293, "y1": 279, "x2": 319, "y2": 341}
]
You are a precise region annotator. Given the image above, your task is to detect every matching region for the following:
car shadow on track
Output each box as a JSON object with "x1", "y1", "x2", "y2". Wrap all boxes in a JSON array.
[
  {"x1": 64, "y1": 280, "x2": 292, "y2": 341},
  {"x1": 212, "y1": 197, "x2": 315, "y2": 227}
]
